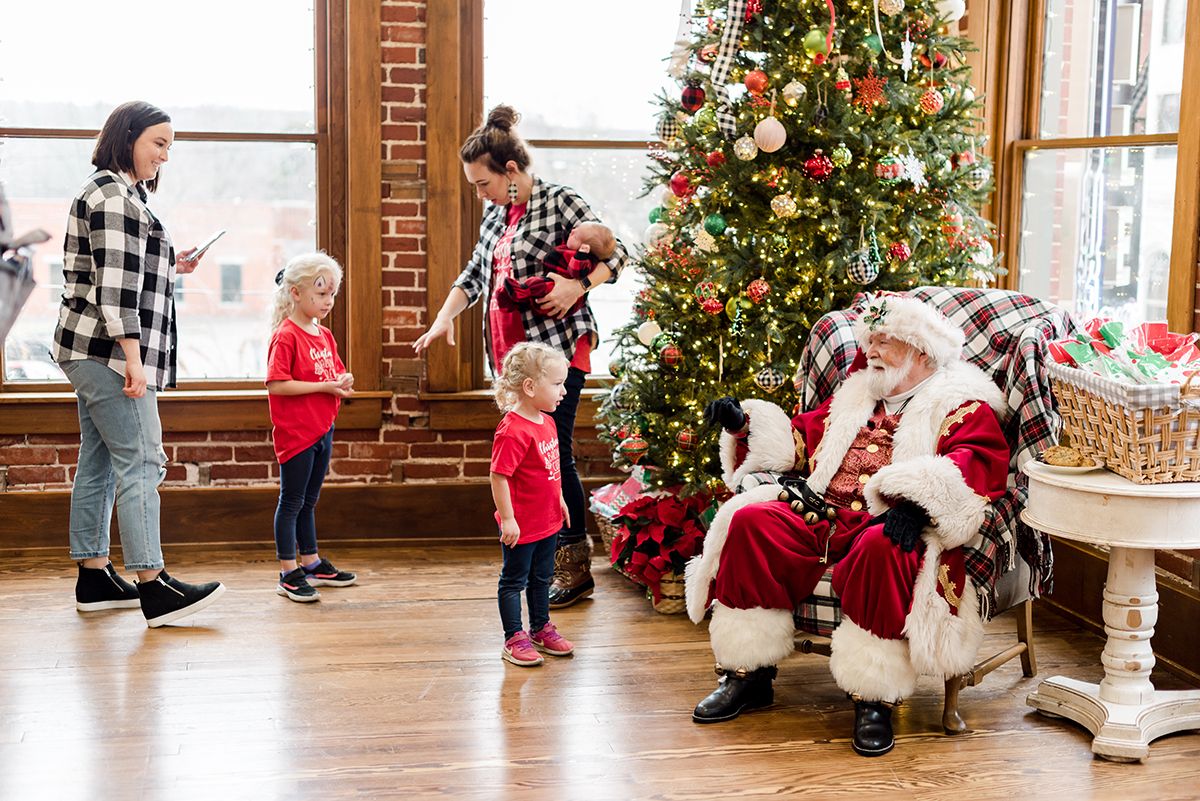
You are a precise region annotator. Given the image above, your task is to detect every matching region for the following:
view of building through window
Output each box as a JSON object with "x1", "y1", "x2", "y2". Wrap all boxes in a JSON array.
[
  {"x1": 0, "y1": 1, "x2": 318, "y2": 382},
  {"x1": 1020, "y1": 0, "x2": 1186, "y2": 324}
]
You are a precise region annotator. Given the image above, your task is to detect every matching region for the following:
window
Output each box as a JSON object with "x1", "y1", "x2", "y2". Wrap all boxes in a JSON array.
[
  {"x1": 0, "y1": 0, "x2": 320, "y2": 384},
  {"x1": 1012, "y1": 0, "x2": 1194, "y2": 326},
  {"x1": 481, "y1": 0, "x2": 682, "y2": 374},
  {"x1": 220, "y1": 262, "x2": 244, "y2": 306}
]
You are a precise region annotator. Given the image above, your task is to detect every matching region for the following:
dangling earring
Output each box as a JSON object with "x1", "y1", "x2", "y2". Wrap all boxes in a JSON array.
[{"x1": 507, "y1": 181, "x2": 519, "y2": 204}]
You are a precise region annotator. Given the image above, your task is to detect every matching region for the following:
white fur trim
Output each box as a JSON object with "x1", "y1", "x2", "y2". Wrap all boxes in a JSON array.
[
  {"x1": 904, "y1": 542, "x2": 986, "y2": 678},
  {"x1": 720, "y1": 399, "x2": 796, "y2": 488},
  {"x1": 684, "y1": 483, "x2": 781, "y2": 623},
  {"x1": 864, "y1": 455, "x2": 989, "y2": 550},
  {"x1": 853, "y1": 295, "x2": 965, "y2": 369},
  {"x1": 708, "y1": 602, "x2": 796, "y2": 670},
  {"x1": 829, "y1": 617, "x2": 918, "y2": 703},
  {"x1": 806, "y1": 371, "x2": 879, "y2": 494}
]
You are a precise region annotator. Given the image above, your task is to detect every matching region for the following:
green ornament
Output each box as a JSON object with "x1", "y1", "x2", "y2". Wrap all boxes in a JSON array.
[
  {"x1": 831, "y1": 142, "x2": 852, "y2": 168},
  {"x1": 864, "y1": 34, "x2": 883, "y2": 55},
  {"x1": 703, "y1": 213, "x2": 727, "y2": 236},
  {"x1": 649, "y1": 206, "x2": 663, "y2": 224},
  {"x1": 695, "y1": 106, "x2": 717, "y2": 129},
  {"x1": 803, "y1": 28, "x2": 829, "y2": 57}
]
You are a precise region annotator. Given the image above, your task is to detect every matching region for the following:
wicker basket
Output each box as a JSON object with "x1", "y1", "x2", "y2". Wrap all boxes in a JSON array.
[
  {"x1": 650, "y1": 571, "x2": 687, "y2": 614},
  {"x1": 1050, "y1": 364, "x2": 1200, "y2": 484},
  {"x1": 595, "y1": 515, "x2": 646, "y2": 586}
]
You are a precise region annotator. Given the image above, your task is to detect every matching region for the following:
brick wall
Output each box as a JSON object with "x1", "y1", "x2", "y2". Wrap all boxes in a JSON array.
[{"x1": 0, "y1": 0, "x2": 614, "y2": 499}]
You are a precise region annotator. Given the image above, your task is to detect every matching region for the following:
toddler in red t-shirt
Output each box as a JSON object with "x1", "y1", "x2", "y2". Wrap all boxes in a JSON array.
[
  {"x1": 266, "y1": 253, "x2": 358, "y2": 603},
  {"x1": 490, "y1": 342, "x2": 577, "y2": 666}
]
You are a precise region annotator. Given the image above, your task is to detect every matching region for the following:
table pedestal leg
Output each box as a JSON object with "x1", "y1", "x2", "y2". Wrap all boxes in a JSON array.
[{"x1": 1027, "y1": 547, "x2": 1200, "y2": 761}]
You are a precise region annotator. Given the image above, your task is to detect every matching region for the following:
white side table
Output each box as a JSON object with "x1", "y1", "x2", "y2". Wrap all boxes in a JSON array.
[{"x1": 1021, "y1": 461, "x2": 1200, "y2": 761}]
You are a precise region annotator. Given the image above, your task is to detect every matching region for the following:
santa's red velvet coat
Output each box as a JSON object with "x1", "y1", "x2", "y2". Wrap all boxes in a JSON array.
[{"x1": 685, "y1": 359, "x2": 1009, "y2": 703}]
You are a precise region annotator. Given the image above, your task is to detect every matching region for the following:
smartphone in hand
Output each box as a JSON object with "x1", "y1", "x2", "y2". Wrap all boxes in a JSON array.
[{"x1": 189, "y1": 229, "x2": 227, "y2": 260}]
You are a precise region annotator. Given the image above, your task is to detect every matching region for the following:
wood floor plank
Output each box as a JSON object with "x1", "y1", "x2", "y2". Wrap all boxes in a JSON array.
[{"x1": 0, "y1": 544, "x2": 1197, "y2": 801}]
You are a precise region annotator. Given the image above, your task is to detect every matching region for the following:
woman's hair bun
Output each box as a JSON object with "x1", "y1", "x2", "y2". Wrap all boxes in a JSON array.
[{"x1": 486, "y1": 104, "x2": 520, "y2": 132}]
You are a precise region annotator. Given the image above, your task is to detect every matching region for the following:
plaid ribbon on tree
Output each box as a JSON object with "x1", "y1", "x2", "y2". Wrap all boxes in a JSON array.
[
  {"x1": 794, "y1": 286, "x2": 1081, "y2": 615},
  {"x1": 711, "y1": 0, "x2": 748, "y2": 139}
]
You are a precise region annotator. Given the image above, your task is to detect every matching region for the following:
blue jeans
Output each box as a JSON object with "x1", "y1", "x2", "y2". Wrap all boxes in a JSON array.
[
  {"x1": 551, "y1": 366, "x2": 587, "y2": 546},
  {"x1": 62, "y1": 359, "x2": 167, "y2": 571},
  {"x1": 498, "y1": 533, "x2": 558, "y2": 639},
  {"x1": 273, "y1": 426, "x2": 333, "y2": 561}
]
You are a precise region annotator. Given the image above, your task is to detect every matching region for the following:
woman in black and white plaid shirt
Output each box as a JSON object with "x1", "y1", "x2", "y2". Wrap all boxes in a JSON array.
[
  {"x1": 414, "y1": 105, "x2": 629, "y2": 609},
  {"x1": 53, "y1": 101, "x2": 225, "y2": 627}
]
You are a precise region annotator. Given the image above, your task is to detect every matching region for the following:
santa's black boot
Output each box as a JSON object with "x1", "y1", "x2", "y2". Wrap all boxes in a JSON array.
[
  {"x1": 851, "y1": 699, "x2": 895, "y2": 756},
  {"x1": 692, "y1": 665, "x2": 777, "y2": 723}
]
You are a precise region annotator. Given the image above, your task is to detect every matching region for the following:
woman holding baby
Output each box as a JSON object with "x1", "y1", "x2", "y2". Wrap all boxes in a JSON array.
[{"x1": 413, "y1": 104, "x2": 628, "y2": 609}]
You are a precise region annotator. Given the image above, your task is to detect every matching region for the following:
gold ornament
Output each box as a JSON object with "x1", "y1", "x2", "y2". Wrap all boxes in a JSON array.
[{"x1": 770, "y1": 193, "x2": 798, "y2": 218}]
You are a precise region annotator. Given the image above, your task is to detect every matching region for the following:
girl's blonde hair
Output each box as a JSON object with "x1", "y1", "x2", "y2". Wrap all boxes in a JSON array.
[
  {"x1": 270, "y1": 252, "x2": 343, "y2": 330},
  {"x1": 493, "y1": 342, "x2": 566, "y2": 411}
]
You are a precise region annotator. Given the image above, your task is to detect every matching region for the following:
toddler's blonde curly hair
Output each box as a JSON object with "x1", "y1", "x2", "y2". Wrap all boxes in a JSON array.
[{"x1": 493, "y1": 342, "x2": 567, "y2": 412}]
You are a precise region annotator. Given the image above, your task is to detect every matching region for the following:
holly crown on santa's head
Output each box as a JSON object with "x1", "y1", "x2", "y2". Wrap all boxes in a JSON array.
[{"x1": 861, "y1": 291, "x2": 905, "y2": 330}]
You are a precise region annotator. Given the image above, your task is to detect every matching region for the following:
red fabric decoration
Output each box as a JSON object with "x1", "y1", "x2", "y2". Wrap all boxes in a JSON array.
[{"x1": 499, "y1": 244, "x2": 596, "y2": 317}]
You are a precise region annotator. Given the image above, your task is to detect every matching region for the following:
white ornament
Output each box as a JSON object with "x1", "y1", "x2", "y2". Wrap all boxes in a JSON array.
[
  {"x1": 637, "y1": 320, "x2": 663, "y2": 346},
  {"x1": 961, "y1": 86, "x2": 976, "y2": 103},
  {"x1": 970, "y1": 239, "x2": 995, "y2": 267},
  {"x1": 935, "y1": 0, "x2": 966, "y2": 23},
  {"x1": 661, "y1": 187, "x2": 679, "y2": 209},
  {"x1": 897, "y1": 152, "x2": 927, "y2": 192},
  {"x1": 753, "y1": 117, "x2": 787, "y2": 153},
  {"x1": 733, "y1": 135, "x2": 759, "y2": 161},
  {"x1": 643, "y1": 222, "x2": 671, "y2": 247},
  {"x1": 900, "y1": 30, "x2": 915, "y2": 80},
  {"x1": 693, "y1": 228, "x2": 718, "y2": 253},
  {"x1": 782, "y1": 80, "x2": 807, "y2": 106},
  {"x1": 879, "y1": 0, "x2": 905, "y2": 15}
]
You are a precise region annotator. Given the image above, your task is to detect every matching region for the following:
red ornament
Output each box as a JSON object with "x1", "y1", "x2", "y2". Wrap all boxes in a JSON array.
[
  {"x1": 676, "y1": 427, "x2": 697, "y2": 452},
  {"x1": 919, "y1": 87, "x2": 945, "y2": 115},
  {"x1": 699, "y1": 43, "x2": 719, "y2": 63},
  {"x1": 694, "y1": 280, "x2": 718, "y2": 301},
  {"x1": 706, "y1": 150, "x2": 727, "y2": 167},
  {"x1": 744, "y1": 0, "x2": 763, "y2": 22},
  {"x1": 813, "y1": 52, "x2": 827, "y2": 66},
  {"x1": 941, "y1": 205, "x2": 964, "y2": 242},
  {"x1": 804, "y1": 149, "x2": 834, "y2": 182},
  {"x1": 681, "y1": 83, "x2": 706, "y2": 113},
  {"x1": 701, "y1": 297, "x2": 724, "y2": 315},
  {"x1": 955, "y1": 150, "x2": 977, "y2": 168},
  {"x1": 619, "y1": 435, "x2": 650, "y2": 465},
  {"x1": 888, "y1": 242, "x2": 912, "y2": 262},
  {"x1": 852, "y1": 67, "x2": 889, "y2": 112},
  {"x1": 669, "y1": 170, "x2": 692, "y2": 197},
  {"x1": 918, "y1": 51, "x2": 948, "y2": 69},
  {"x1": 744, "y1": 70, "x2": 769, "y2": 96},
  {"x1": 747, "y1": 278, "x2": 770, "y2": 304},
  {"x1": 660, "y1": 344, "x2": 683, "y2": 367}
]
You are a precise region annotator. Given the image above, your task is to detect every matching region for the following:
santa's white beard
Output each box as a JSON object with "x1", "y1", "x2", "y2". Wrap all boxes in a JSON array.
[{"x1": 866, "y1": 352, "x2": 916, "y2": 399}]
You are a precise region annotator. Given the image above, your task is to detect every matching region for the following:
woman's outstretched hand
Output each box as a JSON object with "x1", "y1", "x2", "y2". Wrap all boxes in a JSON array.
[{"x1": 413, "y1": 317, "x2": 455, "y2": 355}]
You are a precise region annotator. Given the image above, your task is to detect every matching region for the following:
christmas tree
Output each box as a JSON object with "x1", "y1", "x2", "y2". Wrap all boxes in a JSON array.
[{"x1": 601, "y1": 0, "x2": 996, "y2": 494}]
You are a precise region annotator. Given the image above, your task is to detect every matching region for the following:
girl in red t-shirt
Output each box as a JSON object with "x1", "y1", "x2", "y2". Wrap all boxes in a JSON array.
[
  {"x1": 490, "y1": 343, "x2": 577, "y2": 666},
  {"x1": 266, "y1": 253, "x2": 358, "y2": 603}
]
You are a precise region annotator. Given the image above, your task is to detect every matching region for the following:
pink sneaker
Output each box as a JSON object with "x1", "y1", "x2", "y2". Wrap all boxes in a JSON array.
[
  {"x1": 530, "y1": 622, "x2": 574, "y2": 656},
  {"x1": 502, "y1": 631, "x2": 544, "y2": 666}
]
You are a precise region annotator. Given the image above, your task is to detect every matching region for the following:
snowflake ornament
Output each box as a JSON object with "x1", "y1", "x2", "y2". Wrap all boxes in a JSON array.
[
  {"x1": 852, "y1": 67, "x2": 888, "y2": 112},
  {"x1": 898, "y1": 152, "x2": 927, "y2": 192},
  {"x1": 900, "y1": 30, "x2": 915, "y2": 80}
]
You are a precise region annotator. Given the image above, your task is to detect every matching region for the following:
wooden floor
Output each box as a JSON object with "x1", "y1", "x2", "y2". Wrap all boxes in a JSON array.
[{"x1": 1, "y1": 545, "x2": 1199, "y2": 801}]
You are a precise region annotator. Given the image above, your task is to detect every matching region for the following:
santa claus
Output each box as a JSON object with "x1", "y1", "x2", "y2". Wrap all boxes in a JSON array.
[{"x1": 686, "y1": 295, "x2": 1009, "y2": 756}]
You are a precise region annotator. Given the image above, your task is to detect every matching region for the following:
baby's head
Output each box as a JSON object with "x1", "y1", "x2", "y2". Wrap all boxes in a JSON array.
[
  {"x1": 493, "y1": 342, "x2": 569, "y2": 413},
  {"x1": 271, "y1": 252, "x2": 343, "y2": 329},
  {"x1": 566, "y1": 222, "x2": 614, "y2": 256}
]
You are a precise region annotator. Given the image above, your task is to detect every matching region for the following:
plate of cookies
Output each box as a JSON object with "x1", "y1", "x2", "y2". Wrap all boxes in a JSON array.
[{"x1": 1034, "y1": 445, "x2": 1105, "y2": 474}]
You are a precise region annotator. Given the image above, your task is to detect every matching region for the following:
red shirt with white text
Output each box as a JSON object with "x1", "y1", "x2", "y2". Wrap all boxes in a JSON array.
[
  {"x1": 491, "y1": 411, "x2": 563, "y2": 544},
  {"x1": 266, "y1": 318, "x2": 346, "y2": 463}
]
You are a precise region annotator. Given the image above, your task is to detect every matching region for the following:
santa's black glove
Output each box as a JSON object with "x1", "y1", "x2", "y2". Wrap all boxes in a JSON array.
[
  {"x1": 704, "y1": 397, "x2": 747, "y2": 432},
  {"x1": 883, "y1": 500, "x2": 931, "y2": 553}
]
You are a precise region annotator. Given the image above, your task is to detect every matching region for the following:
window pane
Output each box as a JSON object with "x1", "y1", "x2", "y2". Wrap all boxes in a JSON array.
[
  {"x1": 0, "y1": 1, "x2": 315, "y2": 133},
  {"x1": 483, "y1": 1, "x2": 681, "y2": 140},
  {"x1": 528, "y1": 147, "x2": 654, "y2": 375},
  {"x1": 1040, "y1": 0, "x2": 1186, "y2": 137},
  {"x1": 1018, "y1": 145, "x2": 1176, "y2": 323},
  {"x1": 2, "y1": 137, "x2": 317, "y2": 382}
]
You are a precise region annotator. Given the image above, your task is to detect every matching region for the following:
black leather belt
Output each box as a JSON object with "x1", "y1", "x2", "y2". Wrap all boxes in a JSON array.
[{"x1": 776, "y1": 476, "x2": 838, "y2": 525}]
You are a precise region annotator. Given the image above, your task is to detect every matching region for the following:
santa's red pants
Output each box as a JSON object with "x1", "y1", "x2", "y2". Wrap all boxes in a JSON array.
[{"x1": 713, "y1": 500, "x2": 924, "y2": 640}]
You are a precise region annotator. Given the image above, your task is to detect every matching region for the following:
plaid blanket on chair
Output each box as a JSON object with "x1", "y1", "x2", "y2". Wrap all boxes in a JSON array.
[{"x1": 793, "y1": 286, "x2": 1080, "y2": 623}]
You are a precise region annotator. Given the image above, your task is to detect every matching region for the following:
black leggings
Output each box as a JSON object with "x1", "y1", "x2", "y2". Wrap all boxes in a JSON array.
[{"x1": 550, "y1": 366, "x2": 587, "y2": 546}]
